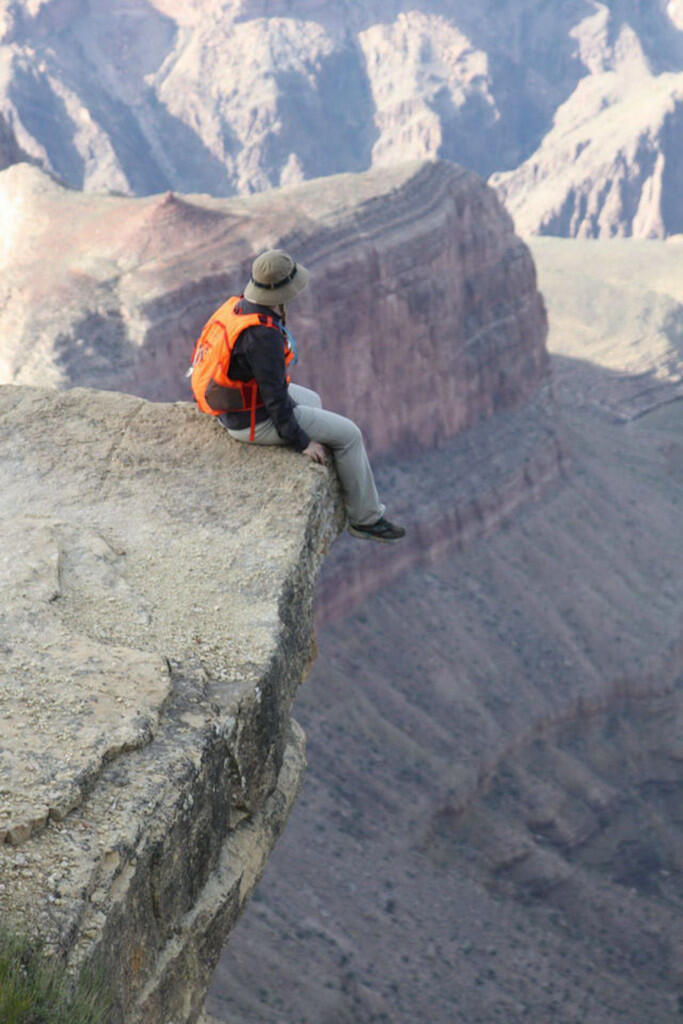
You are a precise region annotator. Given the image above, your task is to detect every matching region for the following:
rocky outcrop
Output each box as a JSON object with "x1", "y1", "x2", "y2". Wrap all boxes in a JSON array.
[
  {"x1": 0, "y1": 0, "x2": 681, "y2": 236},
  {"x1": 0, "y1": 157, "x2": 549, "y2": 458},
  {"x1": 0, "y1": 384, "x2": 344, "y2": 1024},
  {"x1": 492, "y1": 69, "x2": 683, "y2": 239},
  {"x1": 490, "y1": 3, "x2": 683, "y2": 238}
]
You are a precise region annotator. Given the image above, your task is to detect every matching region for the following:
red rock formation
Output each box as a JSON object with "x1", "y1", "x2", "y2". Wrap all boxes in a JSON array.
[
  {"x1": 287, "y1": 161, "x2": 549, "y2": 456},
  {"x1": 0, "y1": 158, "x2": 549, "y2": 460}
]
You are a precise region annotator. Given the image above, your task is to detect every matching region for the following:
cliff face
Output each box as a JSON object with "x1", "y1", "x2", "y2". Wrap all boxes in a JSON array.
[
  {"x1": 0, "y1": 385, "x2": 344, "y2": 1024},
  {"x1": 0, "y1": 0, "x2": 681, "y2": 236},
  {"x1": 492, "y1": 65, "x2": 683, "y2": 238},
  {"x1": 206, "y1": 369, "x2": 683, "y2": 1024},
  {"x1": 0, "y1": 158, "x2": 549, "y2": 457},
  {"x1": 490, "y1": 3, "x2": 683, "y2": 238},
  {"x1": 198, "y1": 234, "x2": 682, "y2": 1024},
  {"x1": 317, "y1": 232, "x2": 683, "y2": 634}
]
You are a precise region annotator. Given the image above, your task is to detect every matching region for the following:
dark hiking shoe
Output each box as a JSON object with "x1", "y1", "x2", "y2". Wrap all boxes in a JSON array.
[{"x1": 348, "y1": 516, "x2": 406, "y2": 542}]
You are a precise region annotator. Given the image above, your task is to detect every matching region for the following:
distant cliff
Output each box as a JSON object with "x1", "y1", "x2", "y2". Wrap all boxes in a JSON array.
[
  {"x1": 0, "y1": 157, "x2": 549, "y2": 458},
  {"x1": 0, "y1": 0, "x2": 681, "y2": 236},
  {"x1": 0, "y1": 385, "x2": 344, "y2": 1024}
]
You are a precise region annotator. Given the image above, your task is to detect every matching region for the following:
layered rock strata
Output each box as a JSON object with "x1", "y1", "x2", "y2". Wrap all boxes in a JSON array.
[
  {"x1": 317, "y1": 386, "x2": 565, "y2": 622},
  {"x1": 492, "y1": 70, "x2": 683, "y2": 239},
  {"x1": 0, "y1": 384, "x2": 344, "y2": 1024},
  {"x1": 318, "y1": 232, "x2": 682, "y2": 637},
  {"x1": 0, "y1": 0, "x2": 681, "y2": 236},
  {"x1": 207, "y1": 396, "x2": 683, "y2": 1024},
  {"x1": 491, "y1": 3, "x2": 683, "y2": 239},
  {"x1": 0, "y1": 158, "x2": 549, "y2": 458}
]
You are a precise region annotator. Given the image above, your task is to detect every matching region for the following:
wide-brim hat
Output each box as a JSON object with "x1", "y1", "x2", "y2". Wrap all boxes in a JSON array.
[{"x1": 244, "y1": 249, "x2": 309, "y2": 306}]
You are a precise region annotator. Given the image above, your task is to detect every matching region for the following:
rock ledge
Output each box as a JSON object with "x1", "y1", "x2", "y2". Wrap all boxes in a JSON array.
[{"x1": 0, "y1": 384, "x2": 344, "y2": 1024}]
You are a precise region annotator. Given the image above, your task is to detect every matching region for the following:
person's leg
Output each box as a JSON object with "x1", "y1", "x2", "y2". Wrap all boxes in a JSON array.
[
  {"x1": 222, "y1": 389, "x2": 388, "y2": 528},
  {"x1": 221, "y1": 415, "x2": 284, "y2": 445},
  {"x1": 288, "y1": 383, "x2": 322, "y2": 409},
  {"x1": 291, "y1": 404, "x2": 385, "y2": 526}
]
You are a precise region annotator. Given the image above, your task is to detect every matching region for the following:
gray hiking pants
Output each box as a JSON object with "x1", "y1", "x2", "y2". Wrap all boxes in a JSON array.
[{"x1": 225, "y1": 384, "x2": 385, "y2": 526}]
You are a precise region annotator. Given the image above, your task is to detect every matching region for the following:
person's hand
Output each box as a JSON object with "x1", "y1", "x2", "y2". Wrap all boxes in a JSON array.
[{"x1": 302, "y1": 441, "x2": 327, "y2": 464}]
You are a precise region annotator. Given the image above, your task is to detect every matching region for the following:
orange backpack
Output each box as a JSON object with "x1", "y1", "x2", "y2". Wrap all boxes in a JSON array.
[{"x1": 189, "y1": 296, "x2": 296, "y2": 440}]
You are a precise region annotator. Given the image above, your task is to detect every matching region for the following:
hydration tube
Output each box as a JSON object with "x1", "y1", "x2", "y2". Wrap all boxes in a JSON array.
[{"x1": 282, "y1": 325, "x2": 299, "y2": 366}]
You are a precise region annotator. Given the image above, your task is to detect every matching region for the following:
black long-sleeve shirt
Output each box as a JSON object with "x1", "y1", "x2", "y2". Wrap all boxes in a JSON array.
[{"x1": 221, "y1": 298, "x2": 311, "y2": 452}]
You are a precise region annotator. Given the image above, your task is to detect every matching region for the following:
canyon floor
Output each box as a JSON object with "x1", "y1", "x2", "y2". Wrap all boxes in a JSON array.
[{"x1": 204, "y1": 243, "x2": 682, "y2": 1024}]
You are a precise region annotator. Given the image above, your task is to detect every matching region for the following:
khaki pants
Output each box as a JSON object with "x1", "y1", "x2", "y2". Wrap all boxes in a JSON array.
[{"x1": 224, "y1": 384, "x2": 385, "y2": 526}]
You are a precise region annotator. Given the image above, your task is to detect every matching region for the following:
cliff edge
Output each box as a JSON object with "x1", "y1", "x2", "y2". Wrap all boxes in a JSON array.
[{"x1": 0, "y1": 384, "x2": 345, "y2": 1024}]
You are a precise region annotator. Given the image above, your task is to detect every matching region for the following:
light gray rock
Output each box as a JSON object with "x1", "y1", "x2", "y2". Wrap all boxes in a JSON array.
[
  {"x1": 492, "y1": 69, "x2": 683, "y2": 238},
  {"x1": 0, "y1": 514, "x2": 172, "y2": 844},
  {"x1": 0, "y1": 384, "x2": 344, "y2": 1023}
]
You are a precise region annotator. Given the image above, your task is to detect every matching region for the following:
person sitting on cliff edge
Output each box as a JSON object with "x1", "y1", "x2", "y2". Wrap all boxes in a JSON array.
[{"x1": 189, "y1": 249, "x2": 405, "y2": 542}]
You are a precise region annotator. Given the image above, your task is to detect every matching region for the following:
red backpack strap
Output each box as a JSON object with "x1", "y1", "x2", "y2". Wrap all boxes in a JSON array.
[{"x1": 248, "y1": 383, "x2": 258, "y2": 441}]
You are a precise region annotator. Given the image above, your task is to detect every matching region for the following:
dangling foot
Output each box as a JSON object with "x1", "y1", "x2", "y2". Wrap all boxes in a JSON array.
[{"x1": 348, "y1": 516, "x2": 406, "y2": 542}]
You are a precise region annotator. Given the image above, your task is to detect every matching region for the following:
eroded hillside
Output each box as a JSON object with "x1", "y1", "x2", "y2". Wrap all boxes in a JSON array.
[
  {"x1": 206, "y1": 370, "x2": 683, "y2": 1024},
  {"x1": 0, "y1": 0, "x2": 681, "y2": 236}
]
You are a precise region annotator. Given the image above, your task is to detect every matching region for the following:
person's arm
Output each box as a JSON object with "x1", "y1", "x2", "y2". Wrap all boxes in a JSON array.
[{"x1": 242, "y1": 326, "x2": 311, "y2": 452}]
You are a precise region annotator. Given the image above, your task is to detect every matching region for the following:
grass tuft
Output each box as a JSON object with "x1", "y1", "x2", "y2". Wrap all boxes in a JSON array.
[{"x1": 0, "y1": 928, "x2": 111, "y2": 1024}]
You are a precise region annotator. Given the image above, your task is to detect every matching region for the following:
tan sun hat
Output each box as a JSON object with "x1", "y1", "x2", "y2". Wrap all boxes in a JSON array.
[{"x1": 244, "y1": 249, "x2": 310, "y2": 306}]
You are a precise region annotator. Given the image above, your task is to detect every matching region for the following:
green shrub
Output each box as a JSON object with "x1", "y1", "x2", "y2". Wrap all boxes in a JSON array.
[{"x1": 0, "y1": 929, "x2": 110, "y2": 1024}]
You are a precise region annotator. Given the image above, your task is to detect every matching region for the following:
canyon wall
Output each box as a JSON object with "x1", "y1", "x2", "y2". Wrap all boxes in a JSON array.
[
  {"x1": 202, "y1": 235, "x2": 683, "y2": 1023},
  {"x1": 206, "y1": 366, "x2": 683, "y2": 1024},
  {"x1": 0, "y1": 0, "x2": 681, "y2": 236},
  {"x1": 0, "y1": 157, "x2": 549, "y2": 458},
  {"x1": 316, "y1": 233, "x2": 683, "y2": 618},
  {"x1": 3, "y1": 131, "x2": 680, "y2": 1021},
  {"x1": 0, "y1": 384, "x2": 344, "y2": 1024}
]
